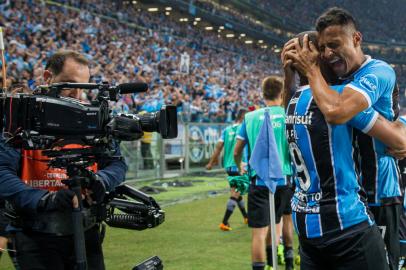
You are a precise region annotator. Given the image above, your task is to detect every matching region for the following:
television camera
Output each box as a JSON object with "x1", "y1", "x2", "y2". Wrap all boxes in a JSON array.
[{"x1": 0, "y1": 81, "x2": 177, "y2": 148}]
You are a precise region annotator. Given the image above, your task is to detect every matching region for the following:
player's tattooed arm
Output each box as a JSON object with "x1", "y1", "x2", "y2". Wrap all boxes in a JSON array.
[{"x1": 281, "y1": 42, "x2": 296, "y2": 108}]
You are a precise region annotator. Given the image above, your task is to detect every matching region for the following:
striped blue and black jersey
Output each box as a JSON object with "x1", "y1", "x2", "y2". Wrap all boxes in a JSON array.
[
  {"x1": 286, "y1": 85, "x2": 378, "y2": 240},
  {"x1": 398, "y1": 116, "x2": 406, "y2": 211},
  {"x1": 343, "y1": 56, "x2": 401, "y2": 205}
]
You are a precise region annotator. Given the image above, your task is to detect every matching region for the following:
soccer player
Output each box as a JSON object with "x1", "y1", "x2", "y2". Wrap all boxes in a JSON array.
[
  {"x1": 234, "y1": 76, "x2": 293, "y2": 270},
  {"x1": 283, "y1": 8, "x2": 405, "y2": 269},
  {"x1": 206, "y1": 108, "x2": 249, "y2": 231},
  {"x1": 283, "y1": 30, "x2": 406, "y2": 270}
]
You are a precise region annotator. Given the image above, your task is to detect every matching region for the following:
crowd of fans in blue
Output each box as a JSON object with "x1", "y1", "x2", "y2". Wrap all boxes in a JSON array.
[{"x1": 0, "y1": 0, "x2": 405, "y2": 122}]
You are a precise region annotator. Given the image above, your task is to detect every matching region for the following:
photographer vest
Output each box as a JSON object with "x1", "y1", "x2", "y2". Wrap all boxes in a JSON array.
[{"x1": 20, "y1": 144, "x2": 98, "y2": 192}]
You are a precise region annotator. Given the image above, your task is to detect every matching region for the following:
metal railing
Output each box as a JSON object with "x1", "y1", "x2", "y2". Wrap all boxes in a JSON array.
[{"x1": 122, "y1": 122, "x2": 228, "y2": 182}]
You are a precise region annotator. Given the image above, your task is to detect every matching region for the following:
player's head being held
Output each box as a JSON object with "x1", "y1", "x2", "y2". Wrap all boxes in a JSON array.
[
  {"x1": 44, "y1": 50, "x2": 90, "y2": 100},
  {"x1": 316, "y1": 7, "x2": 363, "y2": 77},
  {"x1": 294, "y1": 31, "x2": 339, "y2": 85},
  {"x1": 262, "y1": 75, "x2": 284, "y2": 105}
]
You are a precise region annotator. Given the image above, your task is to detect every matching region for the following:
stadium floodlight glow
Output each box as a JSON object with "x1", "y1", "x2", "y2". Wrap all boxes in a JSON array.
[
  {"x1": 193, "y1": 21, "x2": 198, "y2": 26},
  {"x1": 219, "y1": 26, "x2": 224, "y2": 30},
  {"x1": 240, "y1": 33, "x2": 246, "y2": 37},
  {"x1": 165, "y1": 12, "x2": 170, "y2": 15},
  {"x1": 195, "y1": 18, "x2": 201, "y2": 21},
  {"x1": 262, "y1": 45, "x2": 268, "y2": 49},
  {"x1": 258, "y1": 40, "x2": 264, "y2": 44},
  {"x1": 217, "y1": 29, "x2": 221, "y2": 33},
  {"x1": 205, "y1": 26, "x2": 213, "y2": 30},
  {"x1": 165, "y1": 7, "x2": 172, "y2": 11},
  {"x1": 179, "y1": 18, "x2": 189, "y2": 22},
  {"x1": 226, "y1": 34, "x2": 235, "y2": 38},
  {"x1": 245, "y1": 40, "x2": 253, "y2": 44},
  {"x1": 274, "y1": 48, "x2": 281, "y2": 53},
  {"x1": 132, "y1": 0, "x2": 137, "y2": 4},
  {"x1": 147, "y1": 7, "x2": 158, "y2": 12}
]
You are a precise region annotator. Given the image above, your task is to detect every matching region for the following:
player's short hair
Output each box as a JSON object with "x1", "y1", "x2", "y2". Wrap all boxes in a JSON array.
[
  {"x1": 236, "y1": 108, "x2": 248, "y2": 120},
  {"x1": 45, "y1": 50, "x2": 89, "y2": 76},
  {"x1": 262, "y1": 76, "x2": 284, "y2": 101},
  {"x1": 316, "y1": 7, "x2": 358, "y2": 33},
  {"x1": 296, "y1": 31, "x2": 318, "y2": 49}
]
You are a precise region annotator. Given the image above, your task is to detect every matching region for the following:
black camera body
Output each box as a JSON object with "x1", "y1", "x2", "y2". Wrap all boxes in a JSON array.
[
  {"x1": 1, "y1": 93, "x2": 106, "y2": 137},
  {"x1": 0, "y1": 82, "x2": 178, "y2": 148}
]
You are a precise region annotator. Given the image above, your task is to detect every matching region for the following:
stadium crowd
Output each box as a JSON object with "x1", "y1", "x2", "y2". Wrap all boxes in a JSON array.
[
  {"x1": 252, "y1": 0, "x2": 406, "y2": 44},
  {"x1": 0, "y1": 0, "x2": 282, "y2": 122},
  {"x1": 0, "y1": 0, "x2": 405, "y2": 121}
]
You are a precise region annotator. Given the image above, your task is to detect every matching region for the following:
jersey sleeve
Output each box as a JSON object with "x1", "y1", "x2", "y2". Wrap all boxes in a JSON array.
[
  {"x1": 347, "y1": 107, "x2": 379, "y2": 133},
  {"x1": 398, "y1": 116, "x2": 406, "y2": 126},
  {"x1": 237, "y1": 120, "x2": 247, "y2": 141},
  {"x1": 346, "y1": 65, "x2": 396, "y2": 108},
  {"x1": 242, "y1": 145, "x2": 249, "y2": 163}
]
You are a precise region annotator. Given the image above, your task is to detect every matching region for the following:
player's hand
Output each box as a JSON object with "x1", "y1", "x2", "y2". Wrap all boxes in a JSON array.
[
  {"x1": 281, "y1": 38, "x2": 297, "y2": 64},
  {"x1": 284, "y1": 34, "x2": 320, "y2": 77},
  {"x1": 37, "y1": 189, "x2": 78, "y2": 212},
  {"x1": 239, "y1": 164, "x2": 247, "y2": 175},
  {"x1": 387, "y1": 148, "x2": 406, "y2": 160},
  {"x1": 206, "y1": 163, "x2": 213, "y2": 170}
]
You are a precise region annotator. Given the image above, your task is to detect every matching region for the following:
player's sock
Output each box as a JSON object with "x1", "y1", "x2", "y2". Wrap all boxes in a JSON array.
[
  {"x1": 294, "y1": 244, "x2": 300, "y2": 266},
  {"x1": 266, "y1": 245, "x2": 273, "y2": 267},
  {"x1": 252, "y1": 261, "x2": 266, "y2": 270},
  {"x1": 284, "y1": 246, "x2": 294, "y2": 270},
  {"x1": 222, "y1": 197, "x2": 237, "y2": 225},
  {"x1": 277, "y1": 244, "x2": 285, "y2": 265},
  {"x1": 237, "y1": 196, "x2": 248, "y2": 218}
]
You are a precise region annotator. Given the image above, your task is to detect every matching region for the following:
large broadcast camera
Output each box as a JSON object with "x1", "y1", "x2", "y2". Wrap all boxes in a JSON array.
[
  {"x1": 0, "y1": 82, "x2": 175, "y2": 270},
  {"x1": 0, "y1": 81, "x2": 177, "y2": 148}
]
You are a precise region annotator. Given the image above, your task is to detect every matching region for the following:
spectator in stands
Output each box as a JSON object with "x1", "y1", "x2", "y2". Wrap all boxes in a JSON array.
[{"x1": 0, "y1": 0, "x2": 404, "y2": 122}]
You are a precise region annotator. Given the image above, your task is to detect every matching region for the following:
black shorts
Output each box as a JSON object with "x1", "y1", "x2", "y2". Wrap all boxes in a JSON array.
[
  {"x1": 300, "y1": 224, "x2": 389, "y2": 270},
  {"x1": 400, "y1": 210, "x2": 406, "y2": 257},
  {"x1": 247, "y1": 185, "x2": 292, "y2": 228},
  {"x1": 226, "y1": 168, "x2": 240, "y2": 177},
  {"x1": 370, "y1": 204, "x2": 400, "y2": 270},
  {"x1": 282, "y1": 187, "x2": 294, "y2": 215}
]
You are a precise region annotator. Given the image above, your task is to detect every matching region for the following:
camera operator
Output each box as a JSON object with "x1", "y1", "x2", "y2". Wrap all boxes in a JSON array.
[{"x1": 0, "y1": 50, "x2": 128, "y2": 270}]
